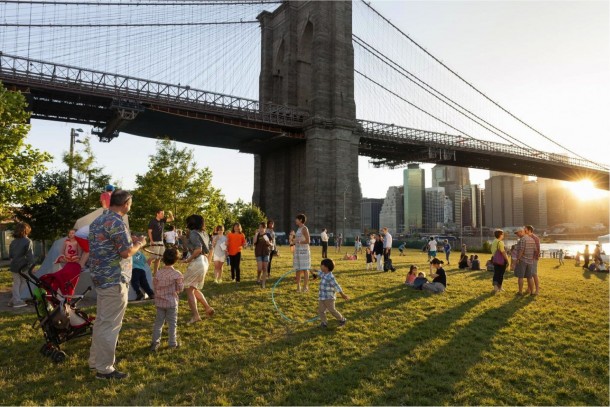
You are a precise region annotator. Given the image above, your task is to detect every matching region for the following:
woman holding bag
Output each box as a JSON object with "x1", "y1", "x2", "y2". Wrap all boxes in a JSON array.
[{"x1": 490, "y1": 229, "x2": 510, "y2": 293}]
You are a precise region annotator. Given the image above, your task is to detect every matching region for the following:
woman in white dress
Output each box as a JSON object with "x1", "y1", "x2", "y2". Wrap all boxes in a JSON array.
[
  {"x1": 182, "y1": 214, "x2": 214, "y2": 324},
  {"x1": 212, "y1": 225, "x2": 228, "y2": 283},
  {"x1": 293, "y1": 213, "x2": 311, "y2": 292}
]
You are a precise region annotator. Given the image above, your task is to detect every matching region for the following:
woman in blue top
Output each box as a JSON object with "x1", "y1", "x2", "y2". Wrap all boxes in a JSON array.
[
  {"x1": 443, "y1": 239, "x2": 451, "y2": 265},
  {"x1": 130, "y1": 234, "x2": 155, "y2": 301}
]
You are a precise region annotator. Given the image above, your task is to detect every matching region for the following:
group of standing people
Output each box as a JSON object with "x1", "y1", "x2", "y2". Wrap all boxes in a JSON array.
[{"x1": 489, "y1": 225, "x2": 540, "y2": 295}]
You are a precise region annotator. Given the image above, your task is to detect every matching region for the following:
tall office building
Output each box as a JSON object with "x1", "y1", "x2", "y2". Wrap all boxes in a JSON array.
[
  {"x1": 523, "y1": 180, "x2": 548, "y2": 230},
  {"x1": 444, "y1": 196, "x2": 453, "y2": 224},
  {"x1": 425, "y1": 187, "x2": 445, "y2": 232},
  {"x1": 431, "y1": 165, "x2": 470, "y2": 219},
  {"x1": 484, "y1": 174, "x2": 524, "y2": 228},
  {"x1": 361, "y1": 198, "x2": 385, "y2": 233},
  {"x1": 379, "y1": 186, "x2": 404, "y2": 234},
  {"x1": 403, "y1": 164, "x2": 425, "y2": 231},
  {"x1": 454, "y1": 184, "x2": 483, "y2": 229}
]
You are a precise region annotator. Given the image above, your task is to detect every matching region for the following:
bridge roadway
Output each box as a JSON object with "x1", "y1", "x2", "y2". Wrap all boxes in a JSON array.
[{"x1": 1, "y1": 53, "x2": 608, "y2": 190}]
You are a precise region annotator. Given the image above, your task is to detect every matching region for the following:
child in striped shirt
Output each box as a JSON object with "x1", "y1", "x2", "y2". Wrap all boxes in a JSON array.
[
  {"x1": 150, "y1": 248, "x2": 184, "y2": 351},
  {"x1": 316, "y1": 259, "x2": 349, "y2": 328}
]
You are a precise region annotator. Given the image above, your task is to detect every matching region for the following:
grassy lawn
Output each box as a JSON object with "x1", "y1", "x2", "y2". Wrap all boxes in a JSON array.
[{"x1": 0, "y1": 247, "x2": 608, "y2": 405}]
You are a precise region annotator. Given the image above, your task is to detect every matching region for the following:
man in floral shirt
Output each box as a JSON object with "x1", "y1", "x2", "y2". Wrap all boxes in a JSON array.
[{"x1": 88, "y1": 190, "x2": 146, "y2": 380}]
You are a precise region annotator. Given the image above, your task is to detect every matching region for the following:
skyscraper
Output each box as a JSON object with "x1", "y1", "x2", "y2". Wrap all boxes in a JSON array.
[
  {"x1": 379, "y1": 186, "x2": 404, "y2": 234},
  {"x1": 454, "y1": 184, "x2": 483, "y2": 229},
  {"x1": 361, "y1": 198, "x2": 385, "y2": 233},
  {"x1": 523, "y1": 180, "x2": 548, "y2": 230},
  {"x1": 425, "y1": 187, "x2": 445, "y2": 233},
  {"x1": 403, "y1": 164, "x2": 425, "y2": 232},
  {"x1": 431, "y1": 165, "x2": 470, "y2": 220},
  {"x1": 484, "y1": 174, "x2": 524, "y2": 228}
]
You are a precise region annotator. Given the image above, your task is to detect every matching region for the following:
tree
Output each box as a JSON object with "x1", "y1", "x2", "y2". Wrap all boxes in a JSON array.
[
  {"x1": 0, "y1": 82, "x2": 55, "y2": 218},
  {"x1": 130, "y1": 139, "x2": 231, "y2": 233},
  {"x1": 62, "y1": 136, "x2": 113, "y2": 213},
  {"x1": 237, "y1": 203, "x2": 267, "y2": 240},
  {"x1": 14, "y1": 171, "x2": 81, "y2": 253}
]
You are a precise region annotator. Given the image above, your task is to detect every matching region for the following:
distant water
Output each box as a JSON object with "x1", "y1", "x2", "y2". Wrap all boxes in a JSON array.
[{"x1": 503, "y1": 239, "x2": 609, "y2": 257}]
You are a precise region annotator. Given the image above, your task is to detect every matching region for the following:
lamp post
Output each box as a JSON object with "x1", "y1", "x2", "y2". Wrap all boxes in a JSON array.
[
  {"x1": 68, "y1": 128, "x2": 84, "y2": 191},
  {"x1": 342, "y1": 185, "x2": 348, "y2": 247}
]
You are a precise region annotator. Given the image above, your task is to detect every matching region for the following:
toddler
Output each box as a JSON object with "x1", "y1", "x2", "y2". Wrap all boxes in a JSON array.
[
  {"x1": 316, "y1": 259, "x2": 349, "y2": 328},
  {"x1": 151, "y1": 248, "x2": 184, "y2": 351}
]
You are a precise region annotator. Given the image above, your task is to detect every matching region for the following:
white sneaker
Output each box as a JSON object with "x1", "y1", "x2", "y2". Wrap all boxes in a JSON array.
[{"x1": 13, "y1": 301, "x2": 27, "y2": 308}]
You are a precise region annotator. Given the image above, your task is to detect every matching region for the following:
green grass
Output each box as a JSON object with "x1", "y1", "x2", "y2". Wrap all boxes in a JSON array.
[{"x1": 0, "y1": 248, "x2": 608, "y2": 405}]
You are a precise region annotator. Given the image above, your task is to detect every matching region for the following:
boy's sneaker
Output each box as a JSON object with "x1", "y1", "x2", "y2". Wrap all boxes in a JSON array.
[
  {"x1": 339, "y1": 318, "x2": 347, "y2": 327},
  {"x1": 150, "y1": 342, "x2": 160, "y2": 352},
  {"x1": 169, "y1": 342, "x2": 181, "y2": 349},
  {"x1": 96, "y1": 370, "x2": 128, "y2": 380},
  {"x1": 319, "y1": 322, "x2": 328, "y2": 329},
  {"x1": 12, "y1": 301, "x2": 27, "y2": 308}
]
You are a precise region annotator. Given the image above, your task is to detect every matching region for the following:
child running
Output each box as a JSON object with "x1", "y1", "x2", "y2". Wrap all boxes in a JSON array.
[
  {"x1": 151, "y1": 248, "x2": 184, "y2": 351},
  {"x1": 316, "y1": 258, "x2": 349, "y2": 328}
]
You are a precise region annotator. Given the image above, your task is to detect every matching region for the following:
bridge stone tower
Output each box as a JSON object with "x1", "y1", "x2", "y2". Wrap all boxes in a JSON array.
[{"x1": 253, "y1": 0, "x2": 362, "y2": 236}]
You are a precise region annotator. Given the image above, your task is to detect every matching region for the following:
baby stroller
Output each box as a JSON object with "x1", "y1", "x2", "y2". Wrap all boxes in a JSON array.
[{"x1": 19, "y1": 262, "x2": 94, "y2": 363}]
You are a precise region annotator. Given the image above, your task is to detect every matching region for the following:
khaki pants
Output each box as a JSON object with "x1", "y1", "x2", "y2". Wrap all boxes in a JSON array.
[
  {"x1": 11, "y1": 272, "x2": 28, "y2": 304},
  {"x1": 318, "y1": 299, "x2": 344, "y2": 324},
  {"x1": 89, "y1": 283, "x2": 129, "y2": 374}
]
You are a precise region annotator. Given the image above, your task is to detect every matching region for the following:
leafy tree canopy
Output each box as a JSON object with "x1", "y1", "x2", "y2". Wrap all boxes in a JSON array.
[
  {"x1": 0, "y1": 82, "x2": 55, "y2": 218},
  {"x1": 129, "y1": 139, "x2": 231, "y2": 233},
  {"x1": 14, "y1": 171, "x2": 81, "y2": 242},
  {"x1": 62, "y1": 136, "x2": 113, "y2": 213}
]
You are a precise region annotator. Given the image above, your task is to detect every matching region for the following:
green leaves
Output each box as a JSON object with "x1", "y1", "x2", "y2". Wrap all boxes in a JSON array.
[
  {"x1": 0, "y1": 82, "x2": 54, "y2": 218},
  {"x1": 130, "y1": 139, "x2": 231, "y2": 233}
]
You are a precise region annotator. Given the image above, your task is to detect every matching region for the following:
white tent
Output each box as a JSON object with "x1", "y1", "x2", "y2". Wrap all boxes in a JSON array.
[
  {"x1": 598, "y1": 234, "x2": 610, "y2": 244},
  {"x1": 23, "y1": 208, "x2": 147, "y2": 300}
]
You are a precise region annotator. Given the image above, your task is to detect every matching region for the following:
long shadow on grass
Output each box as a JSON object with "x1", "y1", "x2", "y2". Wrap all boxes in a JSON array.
[
  {"x1": 582, "y1": 268, "x2": 608, "y2": 281},
  {"x1": 369, "y1": 296, "x2": 528, "y2": 405},
  {"x1": 276, "y1": 294, "x2": 489, "y2": 406}
]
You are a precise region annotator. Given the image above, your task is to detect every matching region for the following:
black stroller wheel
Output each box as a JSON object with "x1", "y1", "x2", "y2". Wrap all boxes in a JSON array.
[
  {"x1": 41, "y1": 344, "x2": 54, "y2": 357},
  {"x1": 52, "y1": 350, "x2": 67, "y2": 363}
]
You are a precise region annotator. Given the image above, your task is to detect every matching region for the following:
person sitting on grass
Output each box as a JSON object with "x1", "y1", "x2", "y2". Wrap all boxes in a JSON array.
[
  {"x1": 316, "y1": 258, "x2": 349, "y2": 328},
  {"x1": 150, "y1": 248, "x2": 184, "y2": 352},
  {"x1": 405, "y1": 265, "x2": 418, "y2": 286},
  {"x1": 470, "y1": 255, "x2": 481, "y2": 271},
  {"x1": 458, "y1": 254, "x2": 469, "y2": 270},
  {"x1": 422, "y1": 258, "x2": 447, "y2": 294},
  {"x1": 410, "y1": 272, "x2": 428, "y2": 290}
]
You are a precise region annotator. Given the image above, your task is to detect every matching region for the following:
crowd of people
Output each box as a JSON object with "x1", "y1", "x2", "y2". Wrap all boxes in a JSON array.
[{"x1": 6, "y1": 186, "x2": 607, "y2": 380}]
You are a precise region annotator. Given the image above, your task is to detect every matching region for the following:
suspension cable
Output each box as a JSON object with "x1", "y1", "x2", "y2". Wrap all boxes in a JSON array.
[{"x1": 359, "y1": 0, "x2": 594, "y2": 165}]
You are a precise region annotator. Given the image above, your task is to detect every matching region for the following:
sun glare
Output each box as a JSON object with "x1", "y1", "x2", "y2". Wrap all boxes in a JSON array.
[{"x1": 568, "y1": 180, "x2": 609, "y2": 201}]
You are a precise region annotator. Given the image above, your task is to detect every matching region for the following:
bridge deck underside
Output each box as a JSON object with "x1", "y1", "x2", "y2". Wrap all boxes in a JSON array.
[
  {"x1": 17, "y1": 86, "x2": 304, "y2": 154},
  {"x1": 359, "y1": 136, "x2": 609, "y2": 189}
]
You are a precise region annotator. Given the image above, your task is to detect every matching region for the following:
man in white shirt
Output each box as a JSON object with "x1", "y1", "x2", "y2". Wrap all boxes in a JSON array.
[
  {"x1": 382, "y1": 227, "x2": 395, "y2": 271},
  {"x1": 428, "y1": 237, "x2": 438, "y2": 262},
  {"x1": 320, "y1": 228, "x2": 329, "y2": 258}
]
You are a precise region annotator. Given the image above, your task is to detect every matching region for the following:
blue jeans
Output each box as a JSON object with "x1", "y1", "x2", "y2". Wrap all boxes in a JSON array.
[{"x1": 131, "y1": 268, "x2": 154, "y2": 297}]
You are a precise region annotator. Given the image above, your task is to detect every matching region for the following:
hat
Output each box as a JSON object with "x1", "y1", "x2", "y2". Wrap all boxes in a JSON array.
[
  {"x1": 514, "y1": 227, "x2": 524, "y2": 234},
  {"x1": 430, "y1": 258, "x2": 444, "y2": 265},
  {"x1": 105, "y1": 184, "x2": 115, "y2": 191}
]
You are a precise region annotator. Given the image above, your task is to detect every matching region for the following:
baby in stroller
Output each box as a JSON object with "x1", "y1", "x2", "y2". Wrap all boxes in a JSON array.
[{"x1": 20, "y1": 262, "x2": 94, "y2": 363}]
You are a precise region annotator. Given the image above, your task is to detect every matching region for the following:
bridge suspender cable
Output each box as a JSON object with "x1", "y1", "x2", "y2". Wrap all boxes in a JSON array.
[
  {"x1": 0, "y1": 21, "x2": 259, "y2": 28},
  {"x1": 359, "y1": 0, "x2": 600, "y2": 168},
  {"x1": 353, "y1": 34, "x2": 538, "y2": 152},
  {"x1": 0, "y1": 1, "x2": 282, "y2": 5}
]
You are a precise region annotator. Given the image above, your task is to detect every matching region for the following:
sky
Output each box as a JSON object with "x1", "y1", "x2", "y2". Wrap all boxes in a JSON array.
[{"x1": 22, "y1": 0, "x2": 610, "y2": 203}]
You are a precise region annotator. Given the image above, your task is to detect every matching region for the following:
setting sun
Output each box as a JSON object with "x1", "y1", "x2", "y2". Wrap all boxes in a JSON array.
[{"x1": 567, "y1": 180, "x2": 609, "y2": 201}]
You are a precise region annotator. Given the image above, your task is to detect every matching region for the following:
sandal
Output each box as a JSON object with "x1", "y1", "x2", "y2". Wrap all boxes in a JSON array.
[
  {"x1": 187, "y1": 318, "x2": 202, "y2": 324},
  {"x1": 205, "y1": 308, "x2": 215, "y2": 317}
]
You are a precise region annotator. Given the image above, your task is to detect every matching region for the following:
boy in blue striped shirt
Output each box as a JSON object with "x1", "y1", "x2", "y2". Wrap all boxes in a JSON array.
[{"x1": 317, "y1": 258, "x2": 349, "y2": 328}]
